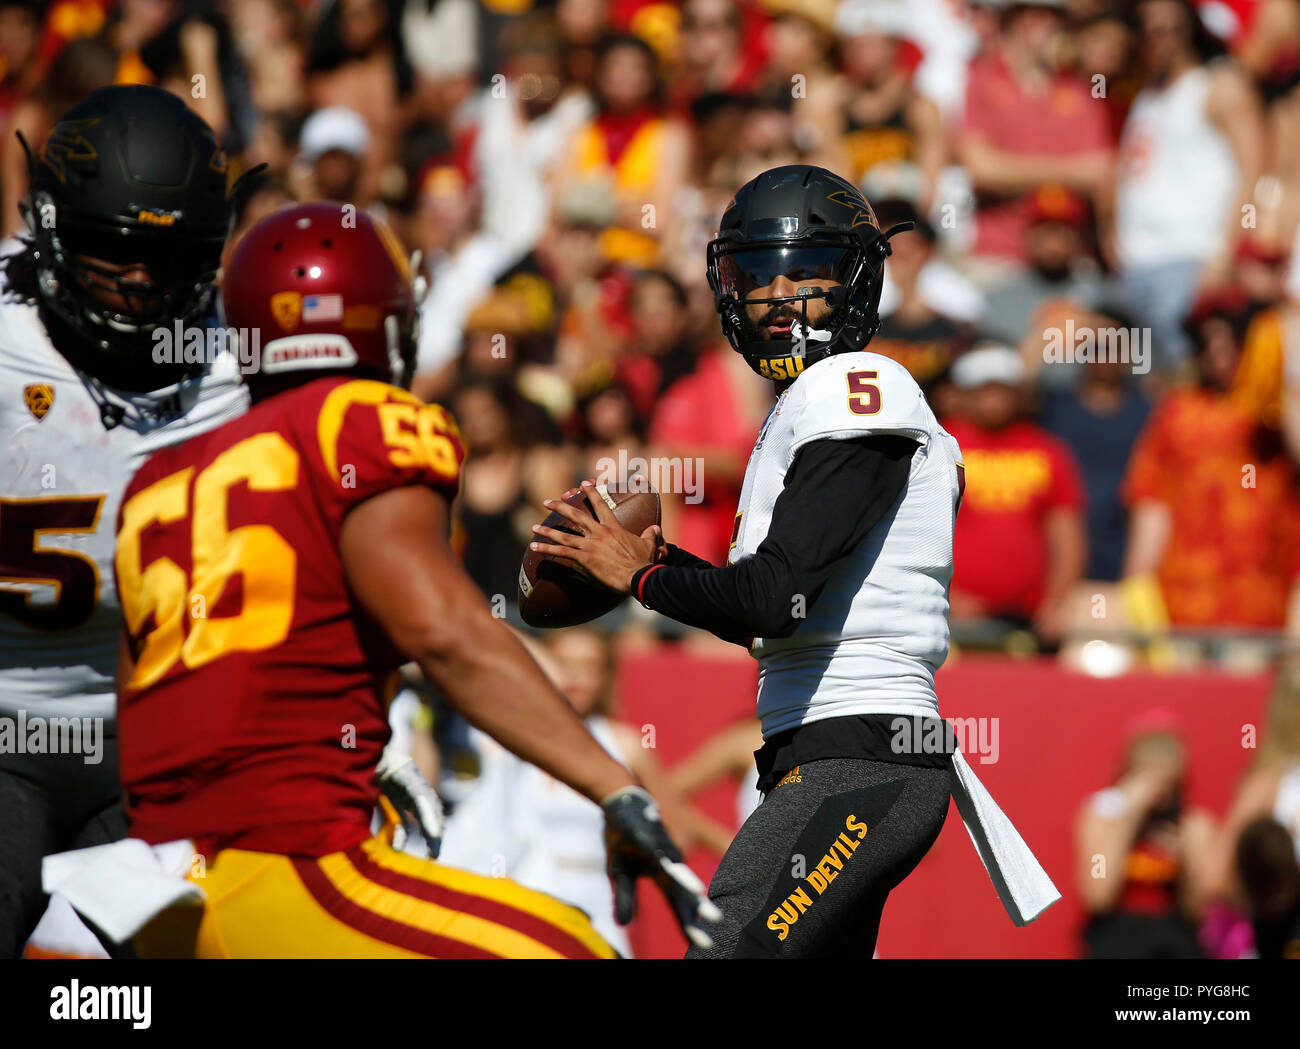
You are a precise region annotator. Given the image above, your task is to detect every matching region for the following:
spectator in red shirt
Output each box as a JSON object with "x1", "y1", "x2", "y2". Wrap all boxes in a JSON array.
[
  {"x1": 650, "y1": 341, "x2": 768, "y2": 566},
  {"x1": 945, "y1": 342, "x2": 1088, "y2": 644},
  {"x1": 958, "y1": 0, "x2": 1113, "y2": 278}
]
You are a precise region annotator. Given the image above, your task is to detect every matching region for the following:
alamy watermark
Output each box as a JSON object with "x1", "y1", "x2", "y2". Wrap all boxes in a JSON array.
[
  {"x1": 891, "y1": 714, "x2": 1000, "y2": 765},
  {"x1": 0, "y1": 710, "x2": 103, "y2": 764},
  {"x1": 50, "y1": 981, "x2": 150, "y2": 1029},
  {"x1": 1042, "y1": 320, "x2": 1150, "y2": 375},
  {"x1": 152, "y1": 321, "x2": 262, "y2": 375},
  {"x1": 594, "y1": 449, "x2": 704, "y2": 504}
]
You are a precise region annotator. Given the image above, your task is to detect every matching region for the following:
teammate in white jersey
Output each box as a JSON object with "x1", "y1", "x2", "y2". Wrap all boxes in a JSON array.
[
  {"x1": 529, "y1": 165, "x2": 964, "y2": 957},
  {"x1": 0, "y1": 86, "x2": 249, "y2": 956}
]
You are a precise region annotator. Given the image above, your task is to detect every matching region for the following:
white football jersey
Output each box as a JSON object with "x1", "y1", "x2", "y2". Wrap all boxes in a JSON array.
[
  {"x1": 0, "y1": 273, "x2": 249, "y2": 721},
  {"x1": 728, "y1": 351, "x2": 962, "y2": 737}
]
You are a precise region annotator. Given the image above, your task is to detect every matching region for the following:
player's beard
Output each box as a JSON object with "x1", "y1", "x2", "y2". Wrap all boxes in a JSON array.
[{"x1": 753, "y1": 304, "x2": 831, "y2": 341}]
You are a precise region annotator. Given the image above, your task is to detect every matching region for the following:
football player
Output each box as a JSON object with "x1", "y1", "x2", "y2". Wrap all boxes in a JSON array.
[
  {"x1": 111, "y1": 202, "x2": 718, "y2": 958},
  {"x1": 0, "y1": 85, "x2": 250, "y2": 957},
  {"x1": 529, "y1": 165, "x2": 971, "y2": 957}
]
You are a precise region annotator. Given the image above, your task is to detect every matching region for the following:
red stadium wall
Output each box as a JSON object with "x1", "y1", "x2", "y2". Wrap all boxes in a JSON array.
[{"x1": 616, "y1": 649, "x2": 1273, "y2": 959}]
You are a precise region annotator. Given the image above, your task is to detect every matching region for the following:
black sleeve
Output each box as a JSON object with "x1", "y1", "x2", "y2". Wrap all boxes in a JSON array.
[
  {"x1": 630, "y1": 434, "x2": 919, "y2": 645},
  {"x1": 662, "y1": 543, "x2": 714, "y2": 570}
]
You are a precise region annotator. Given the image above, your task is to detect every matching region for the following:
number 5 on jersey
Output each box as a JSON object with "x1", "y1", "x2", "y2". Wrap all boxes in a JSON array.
[{"x1": 846, "y1": 371, "x2": 882, "y2": 415}]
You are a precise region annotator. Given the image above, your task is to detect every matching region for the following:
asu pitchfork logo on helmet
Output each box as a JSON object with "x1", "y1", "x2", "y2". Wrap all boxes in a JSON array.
[
  {"x1": 36, "y1": 117, "x2": 101, "y2": 185},
  {"x1": 706, "y1": 165, "x2": 913, "y2": 382},
  {"x1": 221, "y1": 202, "x2": 421, "y2": 396},
  {"x1": 17, "y1": 85, "x2": 239, "y2": 394}
]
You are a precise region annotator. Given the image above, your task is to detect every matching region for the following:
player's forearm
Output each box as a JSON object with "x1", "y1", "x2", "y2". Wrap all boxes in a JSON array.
[
  {"x1": 635, "y1": 436, "x2": 917, "y2": 643},
  {"x1": 341, "y1": 486, "x2": 634, "y2": 803},
  {"x1": 420, "y1": 614, "x2": 636, "y2": 804},
  {"x1": 633, "y1": 556, "x2": 802, "y2": 642},
  {"x1": 631, "y1": 543, "x2": 777, "y2": 643}
]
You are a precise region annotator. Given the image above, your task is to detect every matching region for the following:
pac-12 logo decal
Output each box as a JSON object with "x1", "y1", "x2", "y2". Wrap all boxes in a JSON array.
[
  {"x1": 271, "y1": 292, "x2": 302, "y2": 331},
  {"x1": 23, "y1": 384, "x2": 53, "y2": 420}
]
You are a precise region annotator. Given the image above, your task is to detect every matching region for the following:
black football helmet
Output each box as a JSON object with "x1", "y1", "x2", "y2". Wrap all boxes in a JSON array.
[
  {"x1": 19, "y1": 85, "x2": 233, "y2": 392},
  {"x1": 706, "y1": 165, "x2": 912, "y2": 382}
]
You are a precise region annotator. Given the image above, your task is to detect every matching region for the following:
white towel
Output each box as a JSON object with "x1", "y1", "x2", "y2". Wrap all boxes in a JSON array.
[
  {"x1": 42, "y1": 838, "x2": 206, "y2": 944},
  {"x1": 950, "y1": 749, "x2": 1060, "y2": 925}
]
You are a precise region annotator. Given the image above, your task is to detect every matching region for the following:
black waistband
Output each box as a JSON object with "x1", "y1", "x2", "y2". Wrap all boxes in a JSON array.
[{"x1": 754, "y1": 714, "x2": 955, "y2": 793}]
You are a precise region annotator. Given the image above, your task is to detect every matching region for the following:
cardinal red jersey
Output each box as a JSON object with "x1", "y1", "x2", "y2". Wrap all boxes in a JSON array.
[{"x1": 114, "y1": 376, "x2": 464, "y2": 856}]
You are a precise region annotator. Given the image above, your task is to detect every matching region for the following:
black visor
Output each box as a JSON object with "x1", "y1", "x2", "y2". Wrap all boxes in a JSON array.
[
  {"x1": 59, "y1": 220, "x2": 220, "y2": 283},
  {"x1": 47, "y1": 217, "x2": 221, "y2": 336},
  {"x1": 713, "y1": 243, "x2": 858, "y2": 300}
]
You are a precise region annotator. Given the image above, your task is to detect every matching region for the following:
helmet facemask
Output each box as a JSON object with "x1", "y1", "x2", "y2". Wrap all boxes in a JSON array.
[
  {"x1": 13, "y1": 89, "x2": 248, "y2": 396},
  {"x1": 384, "y1": 307, "x2": 420, "y2": 391},
  {"x1": 707, "y1": 225, "x2": 906, "y2": 381},
  {"x1": 25, "y1": 192, "x2": 223, "y2": 391}
]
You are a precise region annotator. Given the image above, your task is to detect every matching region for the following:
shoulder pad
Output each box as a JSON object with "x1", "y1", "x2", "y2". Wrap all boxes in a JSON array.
[{"x1": 788, "y1": 351, "x2": 932, "y2": 456}]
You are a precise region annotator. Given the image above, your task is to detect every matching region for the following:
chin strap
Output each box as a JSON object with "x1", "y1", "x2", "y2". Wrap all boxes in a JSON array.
[
  {"x1": 80, "y1": 370, "x2": 188, "y2": 432},
  {"x1": 98, "y1": 399, "x2": 125, "y2": 430},
  {"x1": 79, "y1": 374, "x2": 126, "y2": 430}
]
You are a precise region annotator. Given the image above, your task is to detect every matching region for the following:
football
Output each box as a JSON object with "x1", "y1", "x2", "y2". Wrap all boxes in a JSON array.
[{"x1": 518, "y1": 484, "x2": 661, "y2": 628}]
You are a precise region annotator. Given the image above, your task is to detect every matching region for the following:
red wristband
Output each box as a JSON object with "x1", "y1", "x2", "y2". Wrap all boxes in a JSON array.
[{"x1": 634, "y1": 563, "x2": 666, "y2": 604}]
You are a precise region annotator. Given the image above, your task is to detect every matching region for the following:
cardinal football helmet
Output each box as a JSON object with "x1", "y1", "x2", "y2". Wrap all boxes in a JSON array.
[{"x1": 221, "y1": 202, "x2": 420, "y2": 398}]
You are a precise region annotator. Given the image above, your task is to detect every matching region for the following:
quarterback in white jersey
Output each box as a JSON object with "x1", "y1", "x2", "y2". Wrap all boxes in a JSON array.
[
  {"x1": 0, "y1": 85, "x2": 248, "y2": 957},
  {"x1": 531, "y1": 165, "x2": 1056, "y2": 957},
  {"x1": 733, "y1": 349, "x2": 962, "y2": 737}
]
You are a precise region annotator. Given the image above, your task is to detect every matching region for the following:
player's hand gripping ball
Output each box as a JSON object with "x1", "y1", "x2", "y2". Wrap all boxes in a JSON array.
[{"x1": 518, "y1": 481, "x2": 661, "y2": 628}]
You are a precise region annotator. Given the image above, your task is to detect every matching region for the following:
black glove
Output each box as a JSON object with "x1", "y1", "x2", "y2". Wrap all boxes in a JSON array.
[{"x1": 602, "y1": 785, "x2": 722, "y2": 950}]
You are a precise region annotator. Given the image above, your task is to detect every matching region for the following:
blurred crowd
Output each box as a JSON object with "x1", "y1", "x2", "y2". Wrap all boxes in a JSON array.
[
  {"x1": 5, "y1": 0, "x2": 1300, "y2": 661},
  {"x1": 1073, "y1": 667, "x2": 1300, "y2": 958}
]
